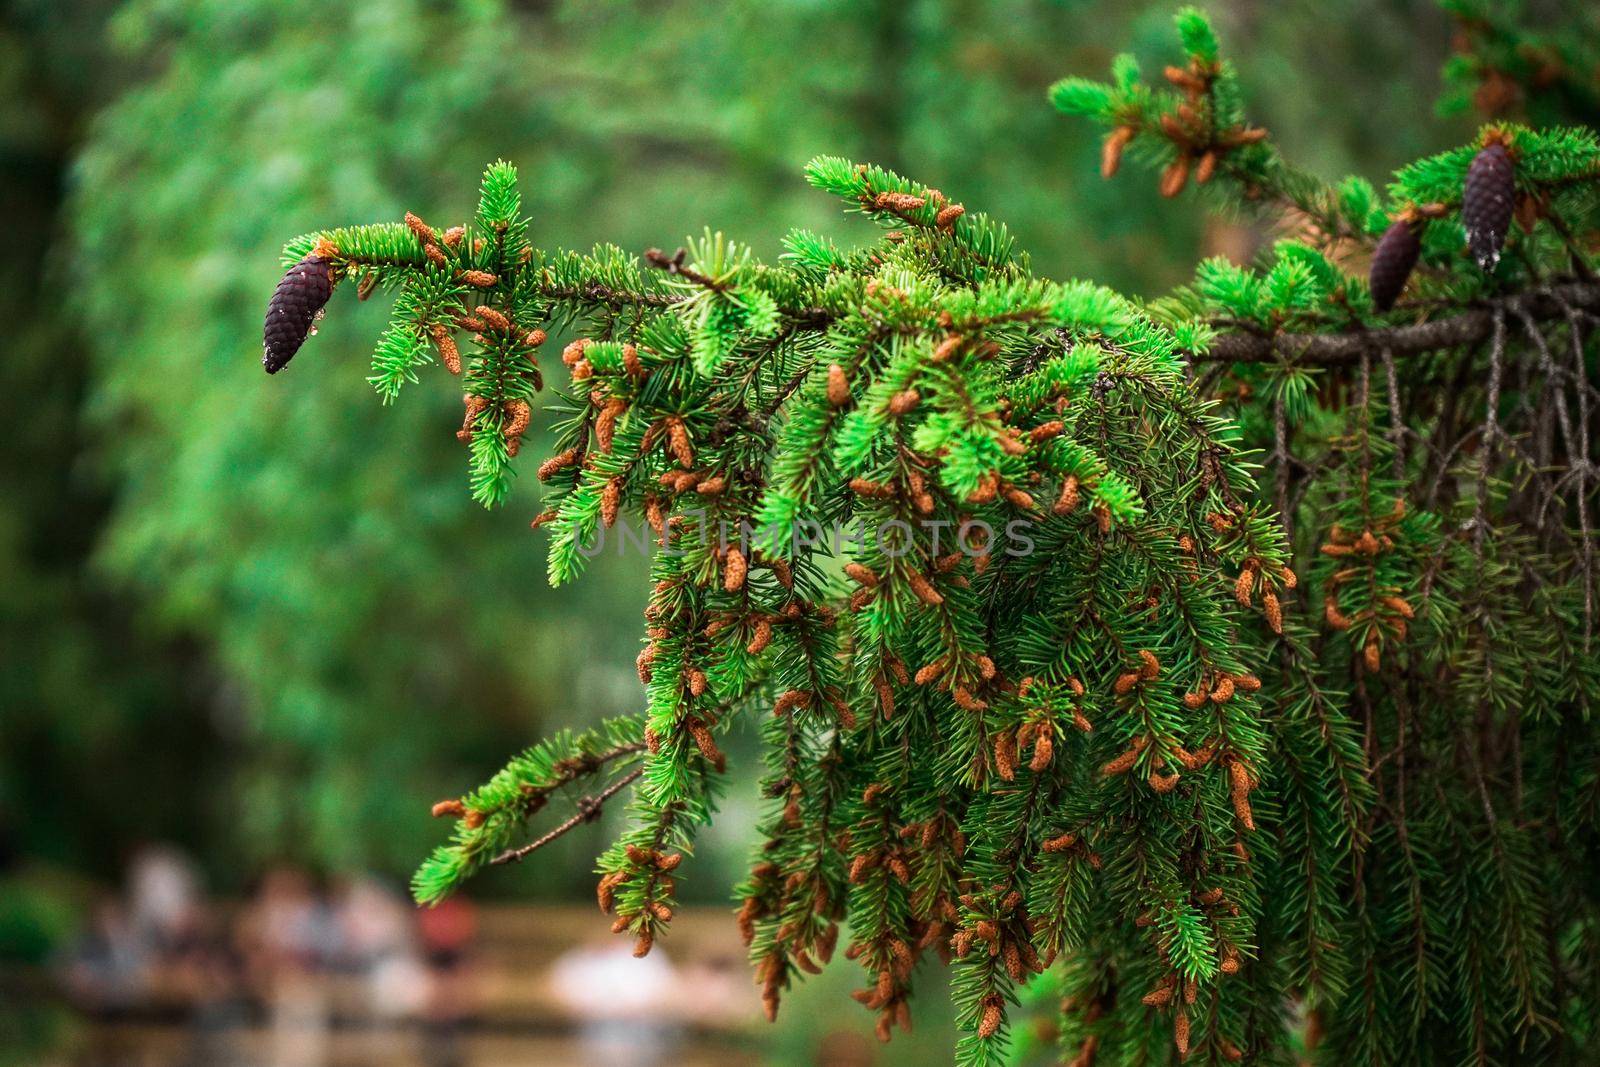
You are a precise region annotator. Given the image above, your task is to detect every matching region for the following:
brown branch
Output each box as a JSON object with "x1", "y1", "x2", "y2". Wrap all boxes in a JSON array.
[
  {"x1": 491, "y1": 766, "x2": 645, "y2": 866},
  {"x1": 538, "y1": 281, "x2": 680, "y2": 309},
  {"x1": 1197, "y1": 280, "x2": 1600, "y2": 365}
]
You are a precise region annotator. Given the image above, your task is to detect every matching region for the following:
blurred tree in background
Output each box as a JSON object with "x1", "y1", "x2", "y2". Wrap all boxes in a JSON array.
[{"x1": 3, "y1": 0, "x2": 1475, "y2": 910}]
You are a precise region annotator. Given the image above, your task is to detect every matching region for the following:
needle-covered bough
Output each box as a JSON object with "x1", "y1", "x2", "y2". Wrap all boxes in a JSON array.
[{"x1": 257, "y1": 8, "x2": 1600, "y2": 1065}]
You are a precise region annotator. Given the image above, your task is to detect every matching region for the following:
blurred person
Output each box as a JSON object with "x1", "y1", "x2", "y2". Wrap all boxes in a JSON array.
[
  {"x1": 235, "y1": 866, "x2": 333, "y2": 1067},
  {"x1": 416, "y1": 893, "x2": 477, "y2": 1067},
  {"x1": 669, "y1": 950, "x2": 749, "y2": 1028},
  {"x1": 330, "y1": 874, "x2": 428, "y2": 1020},
  {"x1": 126, "y1": 845, "x2": 205, "y2": 964},
  {"x1": 60, "y1": 895, "x2": 145, "y2": 1012},
  {"x1": 548, "y1": 935, "x2": 683, "y2": 1067}
]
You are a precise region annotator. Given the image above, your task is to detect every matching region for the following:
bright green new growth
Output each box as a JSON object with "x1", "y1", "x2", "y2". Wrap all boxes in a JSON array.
[{"x1": 262, "y1": 8, "x2": 1600, "y2": 1065}]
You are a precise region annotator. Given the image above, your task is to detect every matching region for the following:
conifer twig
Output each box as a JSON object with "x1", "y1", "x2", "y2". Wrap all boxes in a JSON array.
[
  {"x1": 491, "y1": 766, "x2": 645, "y2": 866},
  {"x1": 1199, "y1": 280, "x2": 1600, "y2": 365}
]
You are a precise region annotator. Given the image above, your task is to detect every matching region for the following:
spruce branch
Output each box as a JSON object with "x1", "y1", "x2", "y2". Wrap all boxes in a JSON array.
[
  {"x1": 490, "y1": 765, "x2": 645, "y2": 866},
  {"x1": 256, "y1": 8, "x2": 1600, "y2": 1060},
  {"x1": 1199, "y1": 278, "x2": 1600, "y2": 364}
]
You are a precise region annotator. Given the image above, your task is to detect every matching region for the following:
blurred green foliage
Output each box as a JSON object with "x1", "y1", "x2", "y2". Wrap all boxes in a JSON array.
[{"x1": 3, "y1": 0, "x2": 1473, "y2": 917}]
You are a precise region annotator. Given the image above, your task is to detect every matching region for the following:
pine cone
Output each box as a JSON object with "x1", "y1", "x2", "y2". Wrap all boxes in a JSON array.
[
  {"x1": 263, "y1": 254, "x2": 333, "y2": 373},
  {"x1": 1368, "y1": 219, "x2": 1421, "y2": 312},
  {"x1": 1463, "y1": 142, "x2": 1515, "y2": 271}
]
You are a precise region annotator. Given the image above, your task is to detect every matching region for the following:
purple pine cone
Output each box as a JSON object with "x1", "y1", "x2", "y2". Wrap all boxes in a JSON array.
[
  {"x1": 1369, "y1": 219, "x2": 1422, "y2": 313},
  {"x1": 1463, "y1": 142, "x2": 1515, "y2": 272},
  {"x1": 263, "y1": 254, "x2": 333, "y2": 373}
]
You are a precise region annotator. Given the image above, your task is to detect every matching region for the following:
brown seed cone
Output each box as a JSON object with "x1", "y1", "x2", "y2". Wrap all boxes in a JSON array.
[
  {"x1": 667, "y1": 420, "x2": 694, "y2": 468},
  {"x1": 724, "y1": 547, "x2": 748, "y2": 592},
  {"x1": 1029, "y1": 730, "x2": 1054, "y2": 773},
  {"x1": 1102, "y1": 746, "x2": 1141, "y2": 777},
  {"x1": 595, "y1": 397, "x2": 627, "y2": 453},
  {"x1": 1101, "y1": 126, "x2": 1136, "y2": 179},
  {"x1": 596, "y1": 872, "x2": 620, "y2": 913},
  {"x1": 537, "y1": 447, "x2": 579, "y2": 482},
  {"x1": 1219, "y1": 943, "x2": 1241, "y2": 974},
  {"x1": 1141, "y1": 985, "x2": 1173, "y2": 1007},
  {"x1": 1262, "y1": 591, "x2": 1283, "y2": 634},
  {"x1": 1030, "y1": 420, "x2": 1065, "y2": 443},
  {"x1": 1159, "y1": 155, "x2": 1191, "y2": 198},
  {"x1": 1368, "y1": 218, "x2": 1422, "y2": 312},
  {"x1": 475, "y1": 305, "x2": 511, "y2": 332},
  {"x1": 907, "y1": 572, "x2": 944, "y2": 606},
  {"x1": 952, "y1": 686, "x2": 987, "y2": 712},
  {"x1": 1149, "y1": 770, "x2": 1181, "y2": 793},
  {"x1": 747, "y1": 620, "x2": 773, "y2": 655},
  {"x1": 1042, "y1": 831, "x2": 1078, "y2": 853},
  {"x1": 994, "y1": 732, "x2": 1018, "y2": 781},
  {"x1": 874, "y1": 191, "x2": 927, "y2": 214},
  {"x1": 849, "y1": 476, "x2": 893, "y2": 499},
  {"x1": 1003, "y1": 486, "x2": 1036, "y2": 511},
  {"x1": 600, "y1": 478, "x2": 621, "y2": 528},
  {"x1": 263, "y1": 254, "x2": 333, "y2": 373},
  {"x1": 1138, "y1": 650, "x2": 1161, "y2": 679},
  {"x1": 688, "y1": 722, "x2": 722, "y2": 767},
  {"x1": 403, "y1": 211, "x2": 436, "y2": 245},
  {"x1": 773, "y1": 689, "x2": 811, "y2": 716},
  {"x1": 932, "y1": 334, "x2": 964, "y2": 362},
  {"x1": 1234, "y1": 566, "x2": 1255, "y2": 607},
  {"x1": 503, "y1": 399, "x2": 533, "y2": 442},
  {"x1": 562, "y1": 338, "x2": 590, "y2": 366},
  {"x1": 827, "y1": 363, "x2": 850, "y2": 406},
  {"x1": 1465, "y1": 141, "x2": 1515, "y2": 271},
  {"x1": 978, "y1": 996, "x2": 1004, "y2": 1038},
  {"x1": 430, "y1": 799, "x2": 466, "y2": 819},
  {"x1": 1174, "y1": 1011, "x2": 1190, "y2": 1056},
  {"x1": 430, "y1": 324, "x2": 462, "y2": 374},
  {"x1": 888, "y1": 389, "x2": 921, "y2": 415},
  {"x1": 1382, "y1": 594, "x2": 1416, "y2": 619},
  {"x1": 844, "y1": 562, "x2": 880, "y2": 587}
]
